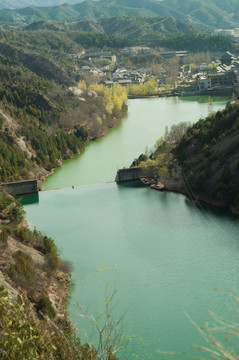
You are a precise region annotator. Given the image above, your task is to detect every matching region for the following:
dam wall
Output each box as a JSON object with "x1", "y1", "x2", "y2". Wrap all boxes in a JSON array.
[
  {"x1": 3, "y1": 180, "x2": 38, "y2": 196},
  {"x1": 115, "y1": 167, "x2": 142, "y2": 183}
]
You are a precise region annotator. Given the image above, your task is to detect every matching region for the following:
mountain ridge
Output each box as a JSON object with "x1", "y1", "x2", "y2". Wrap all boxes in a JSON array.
[{"x1": 0, "y1": 0, "x2": 239, "y2": 29}]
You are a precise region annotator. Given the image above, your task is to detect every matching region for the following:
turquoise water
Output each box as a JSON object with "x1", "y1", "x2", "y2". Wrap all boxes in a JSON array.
[
  {"x1": 43, "y1": 96, "x2": 228, "y2": 190},
  {"x1": 23, "y1": 96, "x2": 239, "y2": 359}
]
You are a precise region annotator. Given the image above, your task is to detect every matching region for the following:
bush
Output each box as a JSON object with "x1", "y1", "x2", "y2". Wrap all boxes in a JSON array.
[
  {"x1": 8, "y1": 250, "x2": 35, "y2": 289},
  {"x1": 14, "y1": 227, "x2": 29, "y2": 243},
  {"x1": 7, "y1": 201, "x2": 25, "y2": 223},
  {"x1": 0, "y1": 288, "x2": 98, "y2": 359},
  {"x1": 43, "y1": 236, "x2": 60, "y2": 270},
  {"x1": 35, "y1": 294, "x2": 56, "y2": 319},
  {"x1": 0, "y1": 228, "x2": 8, "y2": 250}
]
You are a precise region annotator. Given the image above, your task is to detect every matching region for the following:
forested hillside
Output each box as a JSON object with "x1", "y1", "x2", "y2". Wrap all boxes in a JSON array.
[
  {"x1": 0, "y1": 45, "x2": 127, "y2": 183},
  {"x1": 23, "y1": 18, "x2": 237, "y2": 52},
  {"x1": 0, "y1": 0, "x2": 85, "y2": 8},
  {"x1": 174, "y1": 101, "x2": 239, "y2": 213},
  {"x1": 132, "y1": 101, "x2": 239, "y2": 215},
  {"x1": 0, "y1": 186, "x2": 105, "y2": 359},
  {"x1": 1, "y1": 0, "x2": 239, "y2": 28}
]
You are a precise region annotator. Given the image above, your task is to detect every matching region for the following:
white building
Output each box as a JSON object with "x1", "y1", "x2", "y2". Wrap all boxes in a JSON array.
[{"x1": 198, "y1": 76, "x2": 211, "y2": 90}]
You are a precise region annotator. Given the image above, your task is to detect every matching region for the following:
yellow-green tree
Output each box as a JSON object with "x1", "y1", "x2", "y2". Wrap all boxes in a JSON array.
[
  {"x1": 88, "y1": 83, "x2": 128, "y2": 115},
  {"x1": 77, "y1": 80, "x2": 87, "y2": 90},
  {"x1": 127, "y1": 78, "x2": 157, "y2": 96}
]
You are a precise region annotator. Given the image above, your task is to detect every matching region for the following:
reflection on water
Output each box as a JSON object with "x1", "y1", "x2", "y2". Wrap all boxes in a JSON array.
[
  {"x1": 18, "y1": 192, "x2": 39, "y2": 206},
  {"x1": 178, "y1": 95, "x2": 230, "y2": 103},
  {"x1": 117, "y1": 180, "x2": 143, "y2": 188}
]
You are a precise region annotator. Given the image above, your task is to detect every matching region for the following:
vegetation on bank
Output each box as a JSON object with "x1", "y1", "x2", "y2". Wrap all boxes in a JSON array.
[
  {"x1": 0, "y1": 187, "x2": 120, "y2": 359},
  {"x1": 127, "y1": 78, "x2": 158, "y2": 96},
  {"x1": 86, "y1": 82, "x2": 128, "y2": 116},
  {"x1": 131, "y1": 122, "x2": 191, "y2": 178},
  {"x1": 0, "y1": 288, "x2": 99, "y2": 360},
  {"x1": 132, "y1": 99, "x2": 239, "y2": 213},
  {"x1": 0, "y1": 52, "x2": 128, "y2": 183},
  {"x1": 175, "y1": 100, "x2": 239, "y2": 209}
]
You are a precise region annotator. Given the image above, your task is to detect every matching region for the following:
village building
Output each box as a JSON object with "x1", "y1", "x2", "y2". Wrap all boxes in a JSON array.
[
  {"x1": 220, "y1": 51, "x2": 236, "y2": 66},
  {"x1": 209, "y1": 67, "x2": 235, "y2": 87},
  {"x1": 121, "y1": 47, "x2": 154, "y2": 56},
  {"x1": 80, "y1": 52, "x2": 117, "y2": 63},
  {"x1": 198, "y1": 76, "x2": 211, "y2": 90}
]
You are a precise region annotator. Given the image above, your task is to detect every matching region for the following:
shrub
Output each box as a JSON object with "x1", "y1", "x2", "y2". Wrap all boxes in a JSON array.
[
  {"x1": 14, "y1": 227, "x2": 29, "y2": 243},
  {"x1": 43, "y1": 236, "x2": 60, "y2": 270},
  {"x1": 35, "y1": 294, "x2": 56, "y2": 319},
  {"x1": 8, "y1": 250, "x2": 35, "y2": 289},
  {"x1": 0, "y1": 288, "x2": 98, "y2": 359},
  {"x1": 0, "y1": 228, "x2": 8, "y2": 250},
  {"x1": 7, "y1": 201, "x2": 25, "y2": 223}
]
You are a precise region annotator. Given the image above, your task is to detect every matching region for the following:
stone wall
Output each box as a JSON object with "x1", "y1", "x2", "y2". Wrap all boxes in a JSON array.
[
  {"x1": 115, "y1": 167, "x2": 142, "y2": 182},
  {"x1": 3, "y1": 180, "x2": 38, "y2": 196}
]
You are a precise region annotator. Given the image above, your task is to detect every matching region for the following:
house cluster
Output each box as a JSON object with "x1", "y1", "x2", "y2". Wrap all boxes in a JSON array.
[
  {"x1": 101, "y1": 68, "x2": 147, "y2": 86},
  {"x1": 215, "y1": 28, "x2": 239, "y2": 40},
  {"x1": 121, "y1": 47, "x2": 154, "y2": 56},
  {"x1": 175, "y1": 52, "x2": 239, "y2": 96},
  {"x1": 79, "y1": 50, "x2": 117, "y2": 63}
]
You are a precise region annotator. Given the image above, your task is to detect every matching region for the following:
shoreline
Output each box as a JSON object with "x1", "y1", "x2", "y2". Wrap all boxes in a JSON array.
[
  {"x1": 128, "y1": 89, "x2": 234, "y2": 100},
  {"x1": 39, "y1": 105, "x2": 129, "y2": 188},
  {"x1": 163, "y1": 182, "x2": 239, "y2": 217}
]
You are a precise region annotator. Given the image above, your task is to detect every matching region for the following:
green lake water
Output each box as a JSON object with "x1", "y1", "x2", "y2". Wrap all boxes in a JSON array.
[{"x1": 23, "y1": 96, "x2": 239, "y2": 359}]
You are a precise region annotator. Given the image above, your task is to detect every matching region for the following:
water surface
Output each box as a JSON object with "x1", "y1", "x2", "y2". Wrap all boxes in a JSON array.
[
  {"x1": 43, "y1": 96, "x2": 228, "y2": 190},
  {"x1": 24, "y1": 96, "x2": 239, "y2": 359}
]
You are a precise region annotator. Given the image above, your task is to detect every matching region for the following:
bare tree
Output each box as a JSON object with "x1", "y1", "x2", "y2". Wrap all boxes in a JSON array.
[
  {"x1": 208, "y1": 96, "x2": 214, "y2": 116},
  {"x1": 75, "y1": 287, "x2": 125, "y2": 360}
]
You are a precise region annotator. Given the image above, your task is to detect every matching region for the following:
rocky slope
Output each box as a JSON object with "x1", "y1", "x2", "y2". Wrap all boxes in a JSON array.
[
  {"x1": 0, "y1": 190, "x2": 69, "y2": 322},
  {"x1": 0, "y1": 188, "x2": 101, "y2": 359}
]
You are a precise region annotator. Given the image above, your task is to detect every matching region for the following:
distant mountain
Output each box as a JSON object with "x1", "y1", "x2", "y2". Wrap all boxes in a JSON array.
[
  {"x1": 0, "y1": 0, "x2": 85, "y2": 9},
  {"x1": 0, "y1": 0, "x2": 239, "y2": 28}
]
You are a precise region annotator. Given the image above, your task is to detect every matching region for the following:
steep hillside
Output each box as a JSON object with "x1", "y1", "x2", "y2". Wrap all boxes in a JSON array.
[
  {"x1": 0, "y1": 52, "x2": 127, "y2": 183},
  {"x1": 0, "y1": 0, "x2": 239, "y2": 28},
  {"x1": 132, "y1": 101, "x2": 239, "y2": 215},
  {"x1": 0, "y1": 28, "x2": 84, "y2": 85},
  {"x1": 70, "y1": 16, "x2": 196, "y2": 39},
  {"x1": 0, "y1": 188, "x2": 101, "y2": 359},
  {"x1": 174, "y1": 101, "x2": 239, "y2": 214}
]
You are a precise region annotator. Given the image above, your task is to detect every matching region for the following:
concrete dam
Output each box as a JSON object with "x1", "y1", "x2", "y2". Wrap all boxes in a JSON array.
[{"x1": 115, "y1": 167, "x2": 142, "y2": 183}]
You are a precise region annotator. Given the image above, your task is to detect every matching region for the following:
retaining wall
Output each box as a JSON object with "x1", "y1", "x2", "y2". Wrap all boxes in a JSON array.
[
  {"x1": 3, "y1": 180, "x2": 38, "y2": 196},
  {"x1": 115, "y1": 167, "x2": 142, "y2": 183}
]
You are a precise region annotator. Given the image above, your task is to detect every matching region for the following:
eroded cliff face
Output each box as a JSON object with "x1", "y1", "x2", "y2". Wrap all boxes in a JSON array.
[
  {"x1": 0, "y1": 234, "x2": 70, "y2": 322},
  {"x1": 0, "y1": 190, "x2": 111, "y2": 360}
]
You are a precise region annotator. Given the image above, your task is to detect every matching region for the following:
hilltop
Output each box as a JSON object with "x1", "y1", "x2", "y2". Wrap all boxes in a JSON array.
[{"x1": 0, "y1": 0, "x2": 239, "y2": 29}]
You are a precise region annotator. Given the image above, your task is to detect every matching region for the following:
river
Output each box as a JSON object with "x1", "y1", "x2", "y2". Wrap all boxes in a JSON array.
[{"x1": 23, "y1": 96, "x2": 239, "y2": 359}]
